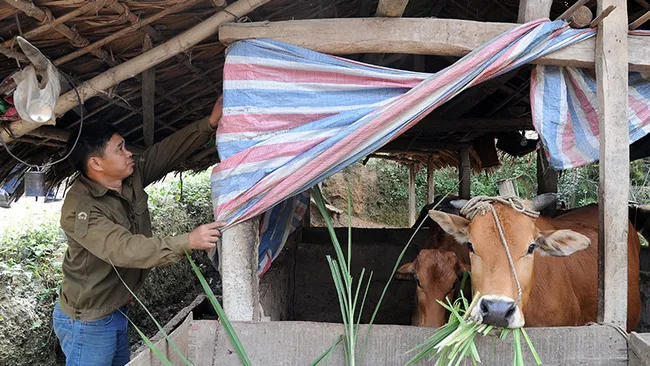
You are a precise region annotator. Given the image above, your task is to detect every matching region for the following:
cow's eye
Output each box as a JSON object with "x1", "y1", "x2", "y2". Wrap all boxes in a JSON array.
[
  {"x1": 527, "y1": 243, "x2": 536, "y2": 255},
  {"x1": 466, "y1": 242, "x2": 474, "y2": 253}
]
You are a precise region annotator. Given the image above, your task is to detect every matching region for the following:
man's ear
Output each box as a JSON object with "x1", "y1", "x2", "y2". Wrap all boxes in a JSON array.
[
  {"x1": 87, "y1": 156, "x2": 103, "y2": 173},
  {"x1": 536, "y1": 229, "x2": 590, "y2": 257},
  {"x1": 395, "y1": 262, "x2": 416, "y2": 281},
  {"x1": 428, "y1": 210, "x2": 470, "y2": 244}
]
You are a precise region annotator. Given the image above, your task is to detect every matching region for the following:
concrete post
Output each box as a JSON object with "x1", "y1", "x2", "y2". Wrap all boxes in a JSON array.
[{"x1": 221, "y1": 217, "x2": 261, "y2": 321}]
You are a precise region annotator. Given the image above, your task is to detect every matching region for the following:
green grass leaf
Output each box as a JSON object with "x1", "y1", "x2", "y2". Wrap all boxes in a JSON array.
[
  {"x1": 185, "y1": 252, "x2": 251, "y2": 366},
  {"x1": 111, "y1": 261, "x2": 192, "y2": 365},
  {"x1": 122, "y1": 311, "x2": 173, "y2": 366}
]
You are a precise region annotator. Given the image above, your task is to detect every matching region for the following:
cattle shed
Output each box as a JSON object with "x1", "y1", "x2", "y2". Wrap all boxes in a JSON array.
[{"x1": 1, "y1": 0, "x2": 650, "y2": 365}]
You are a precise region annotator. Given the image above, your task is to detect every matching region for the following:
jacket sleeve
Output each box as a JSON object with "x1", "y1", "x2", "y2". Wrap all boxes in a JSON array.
[
  {"x1": 136, "y1": 117, "x2": 216, "y2": 187},
  {"x1": 61, "y1": 202, "x2": 190, "y2": 269}
]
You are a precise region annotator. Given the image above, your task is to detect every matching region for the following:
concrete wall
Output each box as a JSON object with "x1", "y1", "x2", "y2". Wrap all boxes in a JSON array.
[
  {"x1": 629, "y1": 332, "x2": 650, "y2": 366},
  {"x1": 190, "y1": 321, "x2": 629, "y2": 365}
]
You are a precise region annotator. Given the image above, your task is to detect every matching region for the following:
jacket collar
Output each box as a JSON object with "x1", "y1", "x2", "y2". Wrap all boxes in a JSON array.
[{"x1": 78, "y1": 173, "x2": 133, "y2": 198}]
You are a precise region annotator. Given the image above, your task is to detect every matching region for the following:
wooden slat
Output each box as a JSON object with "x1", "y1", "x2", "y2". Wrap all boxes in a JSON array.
[
  {"x1": 596, "y1": 0, "x2": 628, "y2": 328},
  {"x1": 142, "y1": 35, "x2": 155, "y2": 147},
  {"x1": 218, "y1": 18, "x2": 650, "y2": 72},
  {"x1": 408, "y1": 164, "x2": 417, "y2": 227}
]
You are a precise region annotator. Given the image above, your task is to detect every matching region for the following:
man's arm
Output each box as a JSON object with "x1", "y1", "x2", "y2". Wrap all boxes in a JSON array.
[
  {"x1": 61, "y1": 202, "x2": 224, "y2": 268},
  {"x1": 137, "y1": 97, "x2": 222, "y2": 186}
]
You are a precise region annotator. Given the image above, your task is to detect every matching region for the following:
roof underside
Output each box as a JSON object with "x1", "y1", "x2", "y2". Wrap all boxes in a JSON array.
[{"x1": 0, "y1": 0, "x2": 649, "y2": 196}]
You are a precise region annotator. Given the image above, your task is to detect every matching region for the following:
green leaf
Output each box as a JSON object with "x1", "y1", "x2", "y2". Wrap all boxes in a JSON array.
[
  {"x1": 110, "y1": 261, "x2": 192, "y2": 366},
  {"x1": 185, "y1": 252, "x2": 251, "y2": 366},
  {"x1": 521, "y1": 328, "x2": 542, "y2": 365},
  {"x1": 311, "y1": 335, "x2": 343, "y2": 366},
  {"x1": 123, "y1": 311, "x2": 173, "y2": 366}
]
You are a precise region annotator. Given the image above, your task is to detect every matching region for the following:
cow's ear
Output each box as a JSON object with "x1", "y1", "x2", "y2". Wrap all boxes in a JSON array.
[
  {"x1": 536, "y1": 229, "x2": 590, "y2": 257},
  {"x1": 428, "y1": 210, "x2": 469, "y2": 244},
  {"x1": 395, "y1": 262, "x2": 416, "y2": 281}
]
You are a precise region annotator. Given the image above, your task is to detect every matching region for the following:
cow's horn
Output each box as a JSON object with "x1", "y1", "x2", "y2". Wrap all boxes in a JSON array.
[
  {"x1": 530, "y1": 193, "x2": 558, "y2": 212},
  {"x1": 16, "y1": 36, "x2": 50, "y2": 74},
  {"x1": 449, "y1": 199, "x2": 468, "y2": 210}
]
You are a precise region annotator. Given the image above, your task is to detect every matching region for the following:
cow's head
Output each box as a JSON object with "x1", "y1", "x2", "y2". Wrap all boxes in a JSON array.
[
  {"x1": 428, "y1": 194, "x2": 591, "y2": 328},
  {"x1": 396, "y1": 249, "x2": 469, "y2": 327}
]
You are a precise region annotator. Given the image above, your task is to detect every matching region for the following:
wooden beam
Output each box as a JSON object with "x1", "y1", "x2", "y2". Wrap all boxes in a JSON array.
[
  {"x1": 142, "y1": 35, "x2": 155, "y2": 147},
  {"x1": 411, "y1": 117, "x2": 533, "y2": 134},
  {"x1": 1, "y1": 0, "x2": 271, "y2": 144},
  {"x1": 408, "y1": 163, "x2": 417, "y2": 227},
  {"x1": 427, "y1": 156, "x2": 435, "y2": 204},
  {"x1": 219, "y1": 18, "x2": 650, "y2": 72},
  {"x1": 459, "y1": 146, "x2": 471, "y2": 199},
  {"x1": 596, "y1": 0, "x2": 628, "y2": 329},
  {"x1": 376, "y1": 0, "x2": 410, "y2": 17},
  {"x1": 517, "y1": 0, "x2": 553, "y2": 23}
]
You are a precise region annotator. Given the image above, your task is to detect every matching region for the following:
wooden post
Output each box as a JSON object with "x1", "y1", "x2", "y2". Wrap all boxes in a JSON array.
[
  {"x1": 376, "y1": 0, "x2": 410, "y2": 17},
  {"x1": 142, "y1": 35, "x2": 155, "y2": 147},
  {"x1": 408, "y1": 163, "x2": 417, "y2": 227},
  {"x1": 517, "y1": 0, "x2": 553, "y2": 23},
  {"x1": 427, "y1": 156, "x2": 435, "y2": 204},
  {"x1": 459, "y1": 146, "x2": 471, "y2": 199},
  {"x1": 303, "y1": 189, "x2": 311, "y2": 228},
  {"x1": 497, "y1": 178, "x2": 519, "y2": 197},
  {"x1": 537, "y1": 148, "x2": 558, "y2": 215},
  {"x1": 596, "y1": 0, "x2": 628, "y2": 328}
]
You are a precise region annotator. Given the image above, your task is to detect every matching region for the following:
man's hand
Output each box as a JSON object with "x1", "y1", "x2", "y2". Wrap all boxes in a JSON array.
[
  {"x1": 188, "y1": 221, "x2": 226, "y2": 250},
  {"x1": 208, "y1": 96, "x2": 223, "y2": 129}
]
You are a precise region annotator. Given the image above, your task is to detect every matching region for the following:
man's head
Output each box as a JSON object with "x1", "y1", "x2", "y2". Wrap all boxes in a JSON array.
[{"x1": 67, "y1": 122, "x2": 134, "y2": 180}]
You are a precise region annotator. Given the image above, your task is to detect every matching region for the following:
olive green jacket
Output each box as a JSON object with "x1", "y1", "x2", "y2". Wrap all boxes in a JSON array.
[{"x1": 58, "y1": 118, "x2": 215, "y2": 320}]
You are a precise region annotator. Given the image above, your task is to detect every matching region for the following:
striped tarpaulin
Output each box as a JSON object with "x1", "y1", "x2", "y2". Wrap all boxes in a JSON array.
[
  {"x1": 211, "y1": 19, "x2": 596, "y2": 274},
  {"x1": 531, "y1": 46, "x2": 650, "y2": 169}
]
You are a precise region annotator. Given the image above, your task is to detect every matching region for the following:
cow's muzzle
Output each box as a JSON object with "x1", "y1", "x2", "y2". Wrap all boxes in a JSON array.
[{"x1": 470, "y1": 295, "x2": 524, "y2": 328}]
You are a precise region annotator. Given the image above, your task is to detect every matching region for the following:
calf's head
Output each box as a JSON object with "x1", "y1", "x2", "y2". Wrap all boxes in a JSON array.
[
  {"x1": 396, "y1": 249, "x2": 468, "y2": 327},
  {"x1": 427, "y1": 195, "x2": 590, "y2": 328}
]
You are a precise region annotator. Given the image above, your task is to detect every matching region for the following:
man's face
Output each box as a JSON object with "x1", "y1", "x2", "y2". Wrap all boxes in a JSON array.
[{"x1": 91, "y1": 134, "x2": 134, "y2": 180}]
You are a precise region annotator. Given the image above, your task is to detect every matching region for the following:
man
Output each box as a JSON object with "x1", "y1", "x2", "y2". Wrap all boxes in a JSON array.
[{"x1": 53, "y1": 96, "x2": 225, "y2": 365}]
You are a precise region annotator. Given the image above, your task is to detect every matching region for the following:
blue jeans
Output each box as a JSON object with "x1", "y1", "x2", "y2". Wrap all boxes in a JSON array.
[{"x1": 53, "y1": 301, "x2": 130, "y2": 366}]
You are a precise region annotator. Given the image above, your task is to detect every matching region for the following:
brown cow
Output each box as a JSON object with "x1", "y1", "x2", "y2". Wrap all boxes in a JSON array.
[
  {"x1": 396, "y1": 196, "x2": 471, "y2": 327},
  {"x1": 396, "y1": 248, "x2": 469, "y2": 327},
  {"x1": 428, "y1": 196, "x2": 640, "y2": 331}
]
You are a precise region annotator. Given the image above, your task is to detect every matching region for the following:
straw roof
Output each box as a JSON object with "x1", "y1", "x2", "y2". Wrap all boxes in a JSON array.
[{"x1": 0, "y1": 0, "x2": 648, "y2": 198}]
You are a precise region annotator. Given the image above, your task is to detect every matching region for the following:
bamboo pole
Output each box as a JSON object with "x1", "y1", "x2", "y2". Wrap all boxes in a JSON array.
[
  {"x1": 1, "y1": 0, "x2": 271, "y2": 144},
  {"x1": 142, "y1": 35, "x2": 155, "y2": 147},
  {"x1": 1, "y1": 1, "x2": 106, "y2": 47},
  {"x1": 53, "y1": 0, "x2": 203, "y2": 66}
]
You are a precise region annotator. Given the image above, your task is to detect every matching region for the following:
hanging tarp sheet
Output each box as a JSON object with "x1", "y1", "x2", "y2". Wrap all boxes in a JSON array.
[
  {"x1": 532, "y1": 31, "x2": 650, "y2": 169},
  {"x1": 212, "y1": 19, "x2": 597, "y2": 275}
]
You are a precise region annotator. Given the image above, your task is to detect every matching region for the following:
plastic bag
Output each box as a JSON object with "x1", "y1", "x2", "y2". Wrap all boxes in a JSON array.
[{"x1": 12, "y1": 61, "x2": 61, "y2": 124}]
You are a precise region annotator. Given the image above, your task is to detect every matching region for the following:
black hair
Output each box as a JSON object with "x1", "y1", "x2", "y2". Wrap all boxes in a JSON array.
[{"x1": 66, "y1": 122, "x2": 121, "y2": 175}]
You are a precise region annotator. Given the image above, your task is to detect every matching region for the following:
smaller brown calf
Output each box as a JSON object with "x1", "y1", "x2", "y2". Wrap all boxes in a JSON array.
[{"x1": 396, "y1": 249, "x2": 469, "y2": 327}]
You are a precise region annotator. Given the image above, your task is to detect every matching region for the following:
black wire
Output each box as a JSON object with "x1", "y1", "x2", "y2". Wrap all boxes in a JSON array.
[{"x1": 0, "y1": 70, "x2": 84, "y2": 170}]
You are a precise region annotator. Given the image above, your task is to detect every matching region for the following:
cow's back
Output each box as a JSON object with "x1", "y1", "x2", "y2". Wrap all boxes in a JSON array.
[{"x1": 526, "y1": 204, "x2": 640, "y2": 331}]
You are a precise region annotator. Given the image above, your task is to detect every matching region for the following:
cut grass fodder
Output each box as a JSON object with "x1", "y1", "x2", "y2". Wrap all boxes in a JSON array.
[{"x1": 406, "y1": 291, "x2": 542, "y2": 366}]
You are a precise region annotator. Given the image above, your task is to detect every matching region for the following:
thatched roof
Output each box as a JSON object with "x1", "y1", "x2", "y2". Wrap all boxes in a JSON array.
[{"x1": 0, "y1": 0, "x2": 649, "y2": 198}]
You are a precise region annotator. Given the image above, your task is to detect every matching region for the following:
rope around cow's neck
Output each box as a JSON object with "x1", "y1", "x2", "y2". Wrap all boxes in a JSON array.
[{"x1": 460, "y1": 196, "x2": 540, "y2": 308}]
